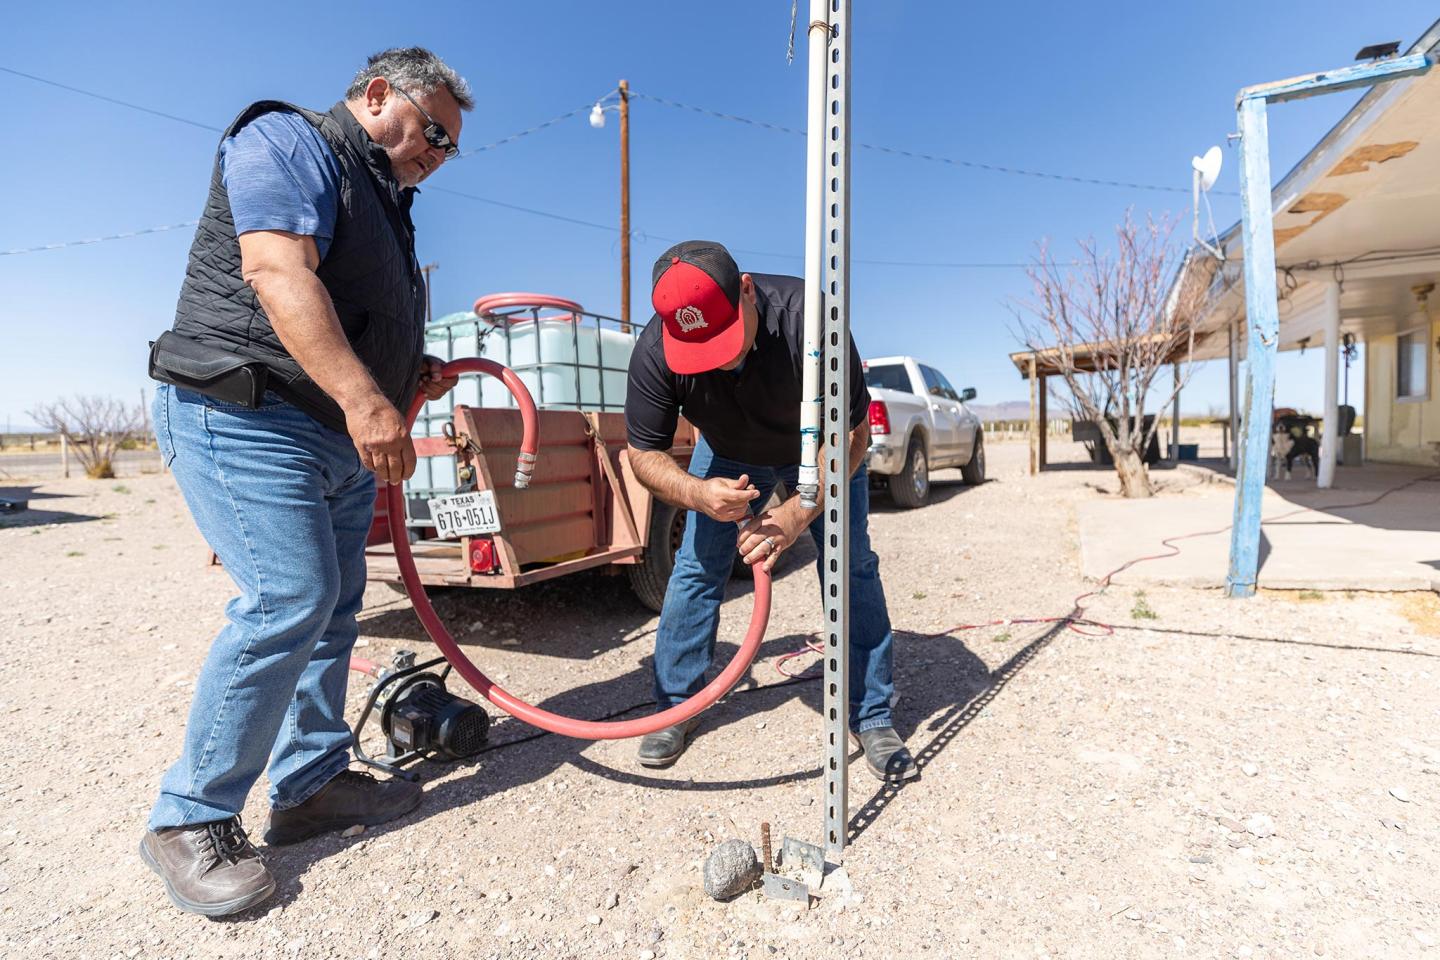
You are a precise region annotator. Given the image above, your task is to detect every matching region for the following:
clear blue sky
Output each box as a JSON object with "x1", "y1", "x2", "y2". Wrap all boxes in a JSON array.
[{"x1": 1, "y1": 1, "x2": 1433, "y2": 430}]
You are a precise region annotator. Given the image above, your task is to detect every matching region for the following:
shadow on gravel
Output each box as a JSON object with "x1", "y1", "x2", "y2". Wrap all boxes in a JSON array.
[
  {"x1": 0, "y1": 486, "x2": 103, "y2": 529},
  {"x1": 848, "y1": 619, "x2": 1066, "y2": 846},
  {"x1": 867, "y1": 474, "x2": 984, "y2": 514},
  {"x1": 250, "y1": 626, "x2": 1037, "y2": 914},
  {"x1": 246, "y1": 543, "x2": 1034, "y2": 913},
  {"x1": 1107, "y1": 622, "x2": 1440, "y2": 659},
  {"x1": 357, "y1": 536, "x2": 820, "y2": 658}
]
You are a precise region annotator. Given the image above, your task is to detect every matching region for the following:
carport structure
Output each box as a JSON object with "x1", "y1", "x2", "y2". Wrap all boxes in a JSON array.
[{"x1": 1009, "y1": 335, "x2": 1194, "y2": 476}]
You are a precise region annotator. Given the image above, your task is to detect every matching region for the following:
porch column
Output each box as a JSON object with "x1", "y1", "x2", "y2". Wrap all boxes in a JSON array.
[
  {"x1": 1318, "y1": 280, "x2": 1340, "y2": 488},
  {"x1": 1028, "y1": 355, "x2": 1039, "y2": 476},
  {"x1": 1170, "y1": 363, "x2": 1181, "y2": 464},
  {"x1": 1038, "y1": 373, "x2": 1048, "y2": 469},
  {"x1": 1227, "y1": 316, "x2": 1239, "y2": 472},
  {"x1": 1227, "y1": 96, "x2": 1281, "y2": 599}
]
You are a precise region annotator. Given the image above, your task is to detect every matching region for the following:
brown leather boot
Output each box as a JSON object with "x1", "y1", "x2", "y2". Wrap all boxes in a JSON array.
[
  {"x1": 263, "y1": 769, "x2": 422, "y2": 846},
  {"x1": 139, "y1": 817, "x2": 275, "y2": 916}
]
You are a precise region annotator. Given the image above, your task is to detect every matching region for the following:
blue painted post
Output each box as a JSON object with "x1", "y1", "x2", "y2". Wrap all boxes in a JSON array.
[
  {"x1": 1223, "y1": 51, "x2": 1433, "y2": 598},
  {"x1": 1225, "y1": 96, "x2": 1279, "y2": 598}
]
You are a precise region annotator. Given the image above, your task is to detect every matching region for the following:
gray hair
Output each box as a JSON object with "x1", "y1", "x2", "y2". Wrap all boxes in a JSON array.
[{"x1": 346, "y1": 47, "x2": 474, "y2": 111}]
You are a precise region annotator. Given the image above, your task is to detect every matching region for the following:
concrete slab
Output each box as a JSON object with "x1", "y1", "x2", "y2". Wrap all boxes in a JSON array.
[{"x1": 1078, "y1": 464, "x2": 1440, "y2": 592}]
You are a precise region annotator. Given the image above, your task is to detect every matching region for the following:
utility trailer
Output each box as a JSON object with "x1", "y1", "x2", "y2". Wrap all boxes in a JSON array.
[{"x1": 364, "y1": 293, "x2": 694, "y2": 612}]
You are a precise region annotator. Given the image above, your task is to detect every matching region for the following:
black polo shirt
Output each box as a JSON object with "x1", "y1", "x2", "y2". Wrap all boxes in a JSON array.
[{"x1": 625, "y1": 273, "x2": 870, "y2": 466}]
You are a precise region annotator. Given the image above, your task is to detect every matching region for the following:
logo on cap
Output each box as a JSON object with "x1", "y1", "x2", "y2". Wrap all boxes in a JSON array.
[{"x1": 674, "y1": 305, "x2": 708, "y2": 333}]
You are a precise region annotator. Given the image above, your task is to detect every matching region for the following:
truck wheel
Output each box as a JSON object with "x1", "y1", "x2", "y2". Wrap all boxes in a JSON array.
[
  {"x1": 887, "y1": 436, "x2": 929, "y2": 508},
  {"x1": 961, "y1": 431, "x2": 986, "y2": 485},
  {"x1": 628, "y1": 499, "x2": 687, "y2": 613}
]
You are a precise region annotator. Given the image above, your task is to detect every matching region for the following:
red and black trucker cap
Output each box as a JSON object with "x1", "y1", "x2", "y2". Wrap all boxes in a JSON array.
[{"x1": 651, "y1": 240, "x2": 746, "y2": 375}]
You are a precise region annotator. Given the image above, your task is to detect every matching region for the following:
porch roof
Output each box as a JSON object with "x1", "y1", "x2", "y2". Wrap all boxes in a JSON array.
[{"x1": 1180, "y1": 18, "x2": 1440, "y2": 360}]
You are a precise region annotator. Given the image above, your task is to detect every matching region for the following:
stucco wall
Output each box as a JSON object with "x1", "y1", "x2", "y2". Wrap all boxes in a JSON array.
[{"x1": 1364, "y1": 318, "x2": 1440, "y2": 465}]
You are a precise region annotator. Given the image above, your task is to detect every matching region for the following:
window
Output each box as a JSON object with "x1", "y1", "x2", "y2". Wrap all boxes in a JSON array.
[
  {"x1": 919, "y1": 365, "x2": 951, "y2": 399},
  {"x1": 920, "y1": 365, "x2": 958, "y2": 401},
  {"x1": 931, "y1": 368, "x2": 962, "y2": 401},
  {"x1": 864, "y1": 363, "x2": 913, "y2": 394},
  {"x1": 1397, "y1": 330, "x2": 1428, "y2": 400}
]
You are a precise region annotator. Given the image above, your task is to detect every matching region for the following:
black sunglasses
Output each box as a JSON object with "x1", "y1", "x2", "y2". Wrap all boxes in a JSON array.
[{"x1": 390, "y1": 83, "x2": 459, "y2": 160}]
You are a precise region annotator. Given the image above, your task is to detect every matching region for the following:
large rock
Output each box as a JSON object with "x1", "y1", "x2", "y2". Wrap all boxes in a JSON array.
[{"x1": 703, "y1": 839, "x2": 761, "y2": 900}]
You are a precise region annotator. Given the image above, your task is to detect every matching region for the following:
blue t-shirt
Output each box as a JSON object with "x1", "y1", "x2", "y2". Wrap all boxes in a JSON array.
[{"x1": 220, "y1": 110, "x2": 341, "y2": 258}]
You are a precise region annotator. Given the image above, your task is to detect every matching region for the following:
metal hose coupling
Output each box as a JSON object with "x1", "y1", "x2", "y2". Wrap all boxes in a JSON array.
[
  {"x1": 514, "y1": 450, "x2": 537, "y2": 490},
  {"x1": 796, "y1": 482, "x2": 819, "y2": 510}
]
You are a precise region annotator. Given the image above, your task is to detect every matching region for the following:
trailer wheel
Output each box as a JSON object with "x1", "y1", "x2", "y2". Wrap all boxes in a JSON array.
[{"x1": 628, "y1": 500, "x2": 687, "y2": 613}]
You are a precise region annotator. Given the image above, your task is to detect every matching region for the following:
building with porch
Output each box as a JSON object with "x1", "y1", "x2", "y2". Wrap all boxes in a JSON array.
[{"x1": 1179, "y1": 18, "x2": 1440, "y2": 475}]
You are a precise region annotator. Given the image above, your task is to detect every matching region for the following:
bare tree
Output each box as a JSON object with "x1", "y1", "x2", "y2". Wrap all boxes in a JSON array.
[
  {"x1": 27, "y1": 395, "x2": 146, "y2": 479},
  {"x1": 1013, "y1": 212, "x2": 1208, "y2": 498}
]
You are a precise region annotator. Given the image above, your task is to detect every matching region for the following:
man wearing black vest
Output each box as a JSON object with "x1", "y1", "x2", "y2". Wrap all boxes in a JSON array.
[
  {"x1": 625, "y1": 241, "x2": 918, "y2": 782},
  {"x1": 140, "y1": 48, "x2": 470, "y2": 916}
]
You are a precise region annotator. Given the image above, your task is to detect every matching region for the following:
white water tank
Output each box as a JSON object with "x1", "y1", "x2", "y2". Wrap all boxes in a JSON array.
[{"x1": 408, "y1": 294, "x2": 639, "y2": 499}]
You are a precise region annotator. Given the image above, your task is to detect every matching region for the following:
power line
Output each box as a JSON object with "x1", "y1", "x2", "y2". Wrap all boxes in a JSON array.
[
  {"x1": 0, "y1": 66, "x2": 615, "y2": 254},
  {"x1": 629, "y1": 90, "x2": 1236, "y2": 197},
  {"x1": 0, "y1": 67, "x2": 1042, "y2": 266},
  {"x1": 428, "y1": 186, "x2": 618, "y2": 232},
  {"x1": 458, "y1": 91, "x2": 615, "y2": 157},
  {"x1": 0, "y1": 66, "x2": 223, "y2": 132},
  {"x1": 0, "y1": 220, "x2": 199, "y2": 256}
]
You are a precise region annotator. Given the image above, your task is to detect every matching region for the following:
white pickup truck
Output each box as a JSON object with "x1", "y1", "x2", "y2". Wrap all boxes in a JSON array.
[{"x1": 862, "y1": 355, "x2": 985, "y2": 507}]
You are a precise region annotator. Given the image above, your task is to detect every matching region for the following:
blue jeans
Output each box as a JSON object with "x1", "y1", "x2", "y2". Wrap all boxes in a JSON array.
[
  {"x1": 653, "y1": 437, "x2": 896, "y2": 733},
  {"x1": 148, "y1": 385, "x2": 375, "y2": 830}
]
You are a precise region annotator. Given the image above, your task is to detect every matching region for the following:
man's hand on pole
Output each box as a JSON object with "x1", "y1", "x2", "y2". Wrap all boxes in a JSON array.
[{"x1": 696, "y1": 474, "x2": 759, "y2": 523}]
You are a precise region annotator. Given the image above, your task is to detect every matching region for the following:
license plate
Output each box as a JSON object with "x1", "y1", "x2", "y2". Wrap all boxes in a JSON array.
[{"x1": 427, "y1": 490, "x2": 502, "y2": 539}]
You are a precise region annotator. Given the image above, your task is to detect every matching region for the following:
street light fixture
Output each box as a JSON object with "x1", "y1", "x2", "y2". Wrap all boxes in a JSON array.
[{"x1": 589, "y1": 82, "x2": 632, "y2": 331}]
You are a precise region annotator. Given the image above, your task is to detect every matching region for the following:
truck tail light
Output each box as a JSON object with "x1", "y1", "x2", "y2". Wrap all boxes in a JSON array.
[{"x1": 868, "y1": 400, "x2": 891, "y2": 436}]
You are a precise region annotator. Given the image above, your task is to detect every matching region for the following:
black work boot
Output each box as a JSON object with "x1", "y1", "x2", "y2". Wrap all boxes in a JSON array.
[
  {"x1": 139, "y1": 817, "x2": 275, "y2": 917},
  {"x1": 855, "y1": 727, "x2": 920, "y2": 782},
  {"x1": 263, "y1": 769, "x2": 422, "y2": 846},
  {"x1": 636, "y1": 716, "x2": 701, "y2": 768}
]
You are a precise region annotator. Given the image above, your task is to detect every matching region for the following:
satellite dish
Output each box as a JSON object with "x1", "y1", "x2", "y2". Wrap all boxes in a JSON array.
[{"x1": 1192, "y1": 146, "x2": 1223, "y2": 192}]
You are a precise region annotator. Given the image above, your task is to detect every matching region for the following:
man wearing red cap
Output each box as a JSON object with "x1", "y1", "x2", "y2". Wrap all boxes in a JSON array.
[{"x1": 625, "y1": 240, "x2": 917, "y2": 781}]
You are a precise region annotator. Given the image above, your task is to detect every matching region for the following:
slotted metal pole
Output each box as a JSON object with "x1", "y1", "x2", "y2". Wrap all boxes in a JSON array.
[
  {"x1": 820, "y1": 0, "x2": 852, "y2": 864},
  {"x1": 796, "y1": 0, "x2": 829, "y2": 510}
]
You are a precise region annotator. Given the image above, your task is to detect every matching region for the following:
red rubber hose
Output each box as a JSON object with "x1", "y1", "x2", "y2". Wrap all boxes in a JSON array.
[{"x1": 386, "y1": 357, "x2": 772, "y2": 740}]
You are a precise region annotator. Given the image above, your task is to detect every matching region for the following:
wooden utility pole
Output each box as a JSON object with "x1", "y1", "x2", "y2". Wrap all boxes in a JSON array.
[
  {"x1": 420, "y1": 262, "x2": 439, "y2": 326},
  {"x1": 619, "y1": 79, "x2": 632, "y2": 333}
]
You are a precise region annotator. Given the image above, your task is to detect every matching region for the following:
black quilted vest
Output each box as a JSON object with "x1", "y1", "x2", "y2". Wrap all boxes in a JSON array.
[{"x1": 169, "y1": 100, "x2": 424, "y2": 434}]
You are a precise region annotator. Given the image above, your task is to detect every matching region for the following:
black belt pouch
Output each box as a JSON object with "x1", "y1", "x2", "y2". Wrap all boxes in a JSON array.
[{"x1": 148, "y1": 331, "x2": 270, "y2": 408}]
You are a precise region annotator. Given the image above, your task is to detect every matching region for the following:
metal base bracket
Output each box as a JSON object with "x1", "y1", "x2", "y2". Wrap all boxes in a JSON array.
[{"x1": 761, "y1": 873, "x2": 810, "y2": 903}]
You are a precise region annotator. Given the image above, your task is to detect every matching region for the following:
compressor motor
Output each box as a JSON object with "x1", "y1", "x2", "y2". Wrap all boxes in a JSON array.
[{"x1": 353, "y1": 651, "x2": 490, "y2": 780}]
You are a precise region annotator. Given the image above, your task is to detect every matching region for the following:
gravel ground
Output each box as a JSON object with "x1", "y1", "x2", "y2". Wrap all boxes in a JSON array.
[{"x1": 1, "y1": 440, "x2": 1437, "y2": 959}]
